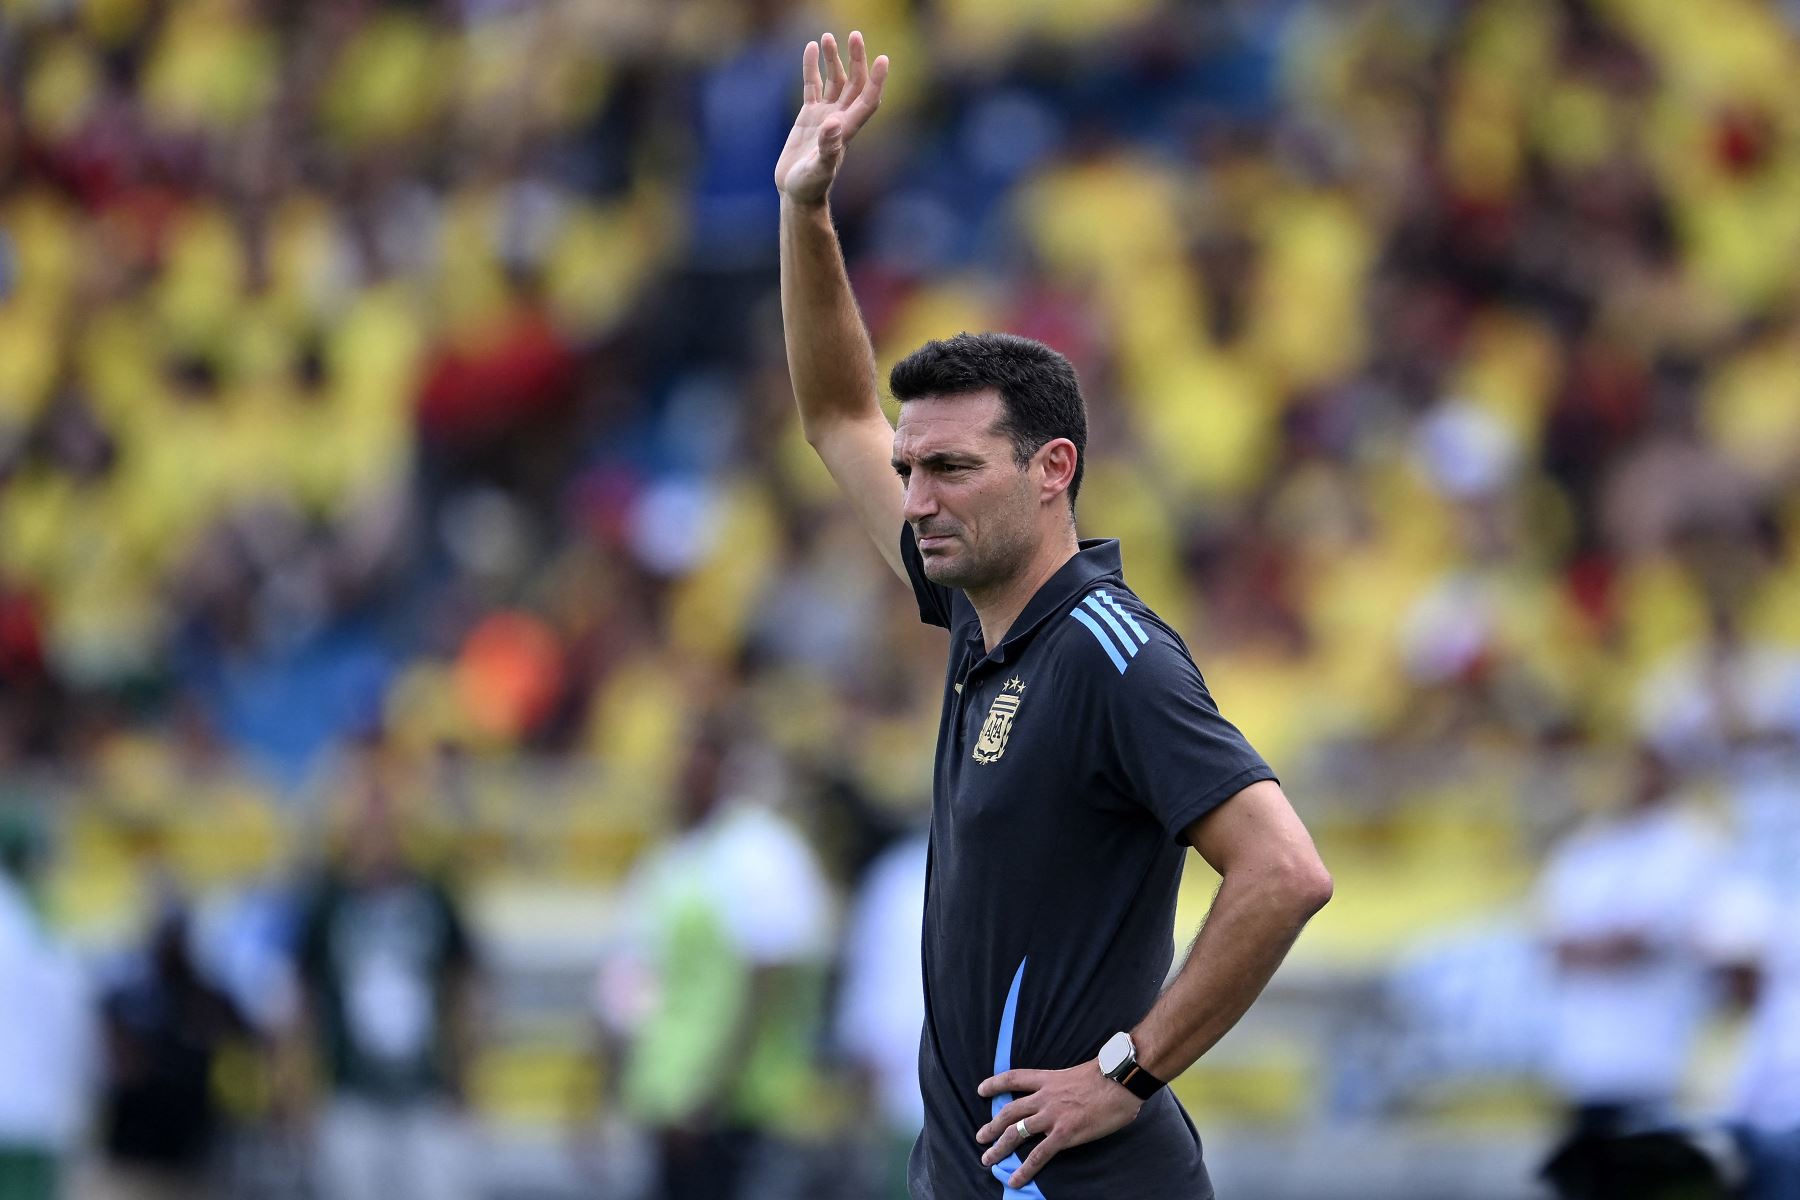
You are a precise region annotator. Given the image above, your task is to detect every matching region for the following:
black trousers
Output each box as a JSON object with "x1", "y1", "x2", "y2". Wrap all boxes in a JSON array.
[{"x1": 658, "y1": 1126, "x2": 762, "y2": 1200}]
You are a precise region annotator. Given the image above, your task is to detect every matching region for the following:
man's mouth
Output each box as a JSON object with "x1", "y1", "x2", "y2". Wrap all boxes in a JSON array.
[{"x1": 917, "y1": 531, "x2": 955, "y2": 549}]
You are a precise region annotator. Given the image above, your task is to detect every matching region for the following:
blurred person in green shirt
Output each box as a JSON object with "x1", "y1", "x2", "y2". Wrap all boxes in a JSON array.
[{"x1": 594, "y1": 721, "x2": 836, "y2": 1200}]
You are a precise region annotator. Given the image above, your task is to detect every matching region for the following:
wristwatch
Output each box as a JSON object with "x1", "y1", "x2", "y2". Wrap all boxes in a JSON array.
[{"x1": 1097, "y1": 1031, "x2": 1165, "y2": 1101}]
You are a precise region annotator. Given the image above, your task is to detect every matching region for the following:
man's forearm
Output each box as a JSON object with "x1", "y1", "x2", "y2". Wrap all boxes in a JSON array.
[
  {"x1": 1132, "y1": 867, "x2": 1328, "y2": 1083},
  {"x1": 778, "y1": 197, "x2": 883, "y2": 440}
]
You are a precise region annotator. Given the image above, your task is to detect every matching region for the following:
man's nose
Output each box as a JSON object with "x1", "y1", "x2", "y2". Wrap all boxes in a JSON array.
[{"x1": 902, "y1": 475, "x2": 936, "y2": 523}]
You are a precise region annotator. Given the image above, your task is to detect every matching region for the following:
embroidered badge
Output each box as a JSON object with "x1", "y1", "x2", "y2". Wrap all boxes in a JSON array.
[{"x1": 972, "y1": 677, "x2": 1026, "y2": 764}]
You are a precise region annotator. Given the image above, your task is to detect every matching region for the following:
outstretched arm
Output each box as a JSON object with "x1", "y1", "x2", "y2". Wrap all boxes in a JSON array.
[{"x1": 775, "y1": 32, "x2": 906, "y2": 582}]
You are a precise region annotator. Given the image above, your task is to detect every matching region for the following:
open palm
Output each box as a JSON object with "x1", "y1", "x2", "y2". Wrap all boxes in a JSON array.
[{"x1": 774, "y1": 31, "x2": 889, "y2": 206}]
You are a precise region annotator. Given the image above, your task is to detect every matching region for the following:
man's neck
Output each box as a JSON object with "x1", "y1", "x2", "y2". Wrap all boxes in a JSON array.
[{"x1": 968, "y1": 532, "x2": 1082, "y2": 654}]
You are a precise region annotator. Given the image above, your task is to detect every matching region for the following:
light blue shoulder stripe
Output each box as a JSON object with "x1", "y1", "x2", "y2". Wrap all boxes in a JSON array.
[
  {"x1": 1082, "y1": 595, "x2": 1138, "y2": 657},
  {"x1": 1069, "y1": 608, "x2": 1127, "y2": 674},
  {"x1": 990, "y1": 958, "x2": 1047, "y2": 1198},
  {"x1": 1096, "y1": 590, "x2": 1149, "y2": 645}
]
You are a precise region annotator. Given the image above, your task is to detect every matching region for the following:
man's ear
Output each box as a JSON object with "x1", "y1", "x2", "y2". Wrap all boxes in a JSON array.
[{"x1": 1036, "y1": 438, "x2": 1078, "y2": 502}]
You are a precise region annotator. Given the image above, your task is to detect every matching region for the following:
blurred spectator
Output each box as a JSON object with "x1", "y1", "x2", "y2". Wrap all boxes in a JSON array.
[
  {"x1": 1360, "y1": 920, "x2": 1552, "y2": 1116},
  {"x1": 1536, "y1": 745, "x2": 1726, "y2": 1138},
  {"x1": 0, "y1": 812, "x2": 93, "y2": 1200},
  {"x1": 0, "y1": 0, "x2": 1798, "y2": 802},
  {"x1": 1720, "y1": 889, "x2": 1800, "y2": 1200},
  {"x1": 1539, "y1": 1121, "x2": 1759, "y2": 1200},
  {"x1": 94, "y1": 901, "x2": 252, "y2": 1200},
  {"x1": 833, "y1": 828, "x2": 928, "y2": 1200},
  {"x1": 289, "y1": 751, "x2": 480, "y2": 1200},
  {"x1": 596, "y1": 723, "x2": 835, "y2": 1200},
  {"x1": 1702, "y1": 876, "x2": 1800, "y2": 1135}
]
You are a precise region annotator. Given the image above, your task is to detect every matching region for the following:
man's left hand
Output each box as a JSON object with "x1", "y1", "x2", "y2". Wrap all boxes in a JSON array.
[{"x1": 975, "y1": 1062, "x2": 1143, "y2": 1189}]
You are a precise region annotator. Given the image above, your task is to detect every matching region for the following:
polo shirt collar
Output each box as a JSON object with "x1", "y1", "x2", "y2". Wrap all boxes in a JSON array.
[{"x1": 975, "y1": 538, "x2": 1123, "y2": 665}]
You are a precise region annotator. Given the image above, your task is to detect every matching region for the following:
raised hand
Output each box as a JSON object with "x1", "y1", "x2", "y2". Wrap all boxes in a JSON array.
[{"x1": 774, "y1": 30, "x2": 890, "y2": 207}]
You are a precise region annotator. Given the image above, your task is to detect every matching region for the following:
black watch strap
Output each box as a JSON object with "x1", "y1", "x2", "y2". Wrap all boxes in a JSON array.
[{"x1": 1113, "y1": 1060, "x2": 1165, "y2": 1101}]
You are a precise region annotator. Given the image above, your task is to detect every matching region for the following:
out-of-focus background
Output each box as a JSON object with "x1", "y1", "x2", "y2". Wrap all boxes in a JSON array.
[{"x1": 2, "y1": 0, "x2": 1800, "y2": 1197}]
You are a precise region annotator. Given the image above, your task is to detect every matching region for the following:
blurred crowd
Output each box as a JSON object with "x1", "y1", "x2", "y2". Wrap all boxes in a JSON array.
[
  {"x1": 1, "y1": 0, "x2": 1798, "y2": 798},
  {"x1": 4, "y1": 0, "x2": 1800, "y2": 1196}
]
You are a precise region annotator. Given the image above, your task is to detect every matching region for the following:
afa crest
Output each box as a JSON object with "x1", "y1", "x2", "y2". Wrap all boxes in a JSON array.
[{"x1": 972, "y1": 677, "x2": 1026, "y2": 764}]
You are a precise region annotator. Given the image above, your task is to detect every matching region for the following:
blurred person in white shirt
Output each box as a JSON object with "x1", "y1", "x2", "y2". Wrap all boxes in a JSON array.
[
  {"x1": 0, "y1": 815, "x2": 94, "y2": 1200},
  {"x1": 1706, "y1": 881, "x2": 1800, "y2": 1116},
  {"x1": 1695, "y1": 714, "x2": 1800, "y2": 1200},
  {"x1": 834, "y1": 829, "x2": 927, "y2": 1200},
  {"x1": 1536, "y1": 743, "x2": 1727, "y2": 1137},
  {"x1": 1542, "y1": 867, "x2": 1800, "y2": 1200}
]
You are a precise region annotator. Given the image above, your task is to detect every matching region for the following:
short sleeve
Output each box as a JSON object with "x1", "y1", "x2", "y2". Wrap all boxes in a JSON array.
[
  {"x1": 899, "y1": 523, "x2": 956, "y2": 629},
  {"x1": 1094, "y1": 623, "x2": 1276, "y2": 843}
]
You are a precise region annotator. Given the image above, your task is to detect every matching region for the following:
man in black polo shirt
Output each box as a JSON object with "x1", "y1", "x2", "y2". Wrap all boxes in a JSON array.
[{"x1": 775, "y1": 32, "x2": 1334, "y2": 1198}]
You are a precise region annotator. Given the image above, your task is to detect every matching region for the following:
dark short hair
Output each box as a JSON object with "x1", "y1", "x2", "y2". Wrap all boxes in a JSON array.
[{"x1": 889, "y1": 332, "x2": 1087, "y2": 511}]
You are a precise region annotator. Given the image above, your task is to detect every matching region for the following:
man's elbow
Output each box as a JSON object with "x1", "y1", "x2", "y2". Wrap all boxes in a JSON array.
[{"x1": 1274, "y1": 854, "x2": 1333, "y2": 920}]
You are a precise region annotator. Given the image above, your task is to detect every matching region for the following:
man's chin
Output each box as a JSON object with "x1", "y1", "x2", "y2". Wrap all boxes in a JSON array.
[{"x1": 922, "y1": 555, "x2": 977, "y2": 589}]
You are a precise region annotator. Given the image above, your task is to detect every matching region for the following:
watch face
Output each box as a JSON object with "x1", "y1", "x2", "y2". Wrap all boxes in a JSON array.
[{"x1": 1098, "y1": 1031, "x2": 1133, "y2": 1076}]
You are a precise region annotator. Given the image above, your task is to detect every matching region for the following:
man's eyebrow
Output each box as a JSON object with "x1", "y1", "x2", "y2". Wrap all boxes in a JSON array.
[{"x1": 892, "y1": 451, "x2": 979, "y2": 470}]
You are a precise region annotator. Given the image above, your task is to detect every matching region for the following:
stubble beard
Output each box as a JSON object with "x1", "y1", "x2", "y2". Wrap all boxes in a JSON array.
[{"x1": 920, "y1": 513, "x2": 1035, "y2": 595}]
